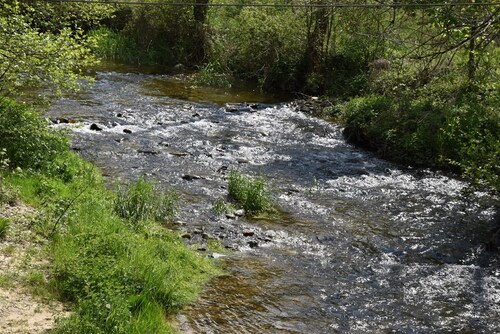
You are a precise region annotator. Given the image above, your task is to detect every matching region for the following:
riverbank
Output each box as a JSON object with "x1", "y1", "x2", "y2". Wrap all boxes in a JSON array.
[
  {"x1": 0, "y1": 201, "x2": 69, "y2": 333},
  {"x1": 294, "y1": 90, "x2": 499, "y2": 193},
  {"x1": 0, "y1": 98, "x2": 221, "y2": 333}
]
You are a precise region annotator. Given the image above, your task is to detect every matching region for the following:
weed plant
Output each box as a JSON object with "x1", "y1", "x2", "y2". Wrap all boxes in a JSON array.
[
  {"x1": 0, "y1": 218, "x2": 9, "y2": 239},
  {"x1": 227, "y1": 171, "x2": 273, "y2": 214},
  {"x1": 114, "y1": 177, "x2": 179, "y2": 225},
  {"x1": 212, "y1": 196, "x2": 235, "y2": 215}
]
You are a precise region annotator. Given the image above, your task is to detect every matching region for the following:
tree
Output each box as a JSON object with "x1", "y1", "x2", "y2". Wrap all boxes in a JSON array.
[{"x1": 0, "y1": 2, "x2": 97, "y2": 97}]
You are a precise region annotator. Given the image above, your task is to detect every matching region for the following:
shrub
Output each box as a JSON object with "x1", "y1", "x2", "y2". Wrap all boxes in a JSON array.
[
  {"x1": 340, "y1": 82, "x2": 499, "y2": 190},
  {"x1": 0, "y1": 98, "x2": 68, "y2": 172},
  {"x1": 227, "y1": 171, "x2": 272, "y2": 214},
  {"x1": 441, "y1": 93, "x2": 500, "y2": 189},
  {"x1": 114, "y1": 177, "x2": 179, "y2": 224},
  {"x1": 341, "y1": 94, "x2": 395, "y2": 150}
]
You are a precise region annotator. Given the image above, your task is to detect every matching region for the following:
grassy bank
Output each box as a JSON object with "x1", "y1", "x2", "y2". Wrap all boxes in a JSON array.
[
  {"x1": 0, "y1": 98, "x2": 220, "y2": 333},
  {"x1": 337, "y1": 78, "x2": 499, "y2": 191}
]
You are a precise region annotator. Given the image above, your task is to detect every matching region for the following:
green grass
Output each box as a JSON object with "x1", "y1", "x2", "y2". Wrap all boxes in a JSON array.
[
  {"x1": 0, "y1": 217, "x2": 9, "y2": 239},
  {"x1": 0, "y1": 175, "x2": 19, "y2": 205},
  {"x1": 212, "y1": 196, "x2": 235, "y2": 215},
  {"x1": 227, "y1": 171, "x2": 273, "y2": 215},
  {"x1": 114, "y1": 177, "x2": 179, "y2": 225},
  {"x1": 4, "y1": 159, "x2": 219, "y2": 333},
  {"x1": 0, "y1": 94, "x2": 220, "y2": 332},
  {"x1": 0, "y1": 273, "x2": 14, "y2": 288}
]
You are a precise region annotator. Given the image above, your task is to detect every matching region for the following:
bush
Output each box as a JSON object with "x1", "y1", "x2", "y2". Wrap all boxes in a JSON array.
[
  {"x1": 0, "y1": 98, "x2": 68, "y2": 172},
  {"x1": 441, "y1": 92, "x2": 500, "y2": 189},
  {"x1": 340, "y1": 82, "x2": 499, "y2": 190},
  {"x1": 342, "y1": 94, "x2": 395, "y2": 151},
  {"x1": 207, "y1": 6, "x2": 305, "y2": 91},
  {"x1": 114, "y1": 177, "x2": 179, "y2": 224},
  {"x1": 227, "y1": 171, "x2": 273, "y2": 214}
]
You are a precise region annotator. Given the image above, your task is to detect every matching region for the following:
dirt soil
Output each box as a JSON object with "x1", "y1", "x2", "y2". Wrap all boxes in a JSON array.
[{"x1": 0, "y1": 204, "x2": 69, "y2": 334}]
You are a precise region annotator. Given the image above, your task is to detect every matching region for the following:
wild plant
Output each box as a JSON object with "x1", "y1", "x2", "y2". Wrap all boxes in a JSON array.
[
  {"x1": 227, "y1": 171, "x2": 273, "y2": 214},
  {"x1": 114, "y1": 177, "x2": 179, "y2": 224},
  {"x1": 0, "y1": 217, "x2": 10, "y2": 239}
]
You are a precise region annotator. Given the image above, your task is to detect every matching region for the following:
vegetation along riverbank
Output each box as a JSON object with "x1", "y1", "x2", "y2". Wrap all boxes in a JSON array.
[
  {"x1": 4, "y1": 0, "x2": 497, "y2": 190},
  {"x1": 82, "y1": 0, "x2": 499, "y2": 190},
  {"x1": 1, "y1": 2, "x2": 220, "y2": 332}
]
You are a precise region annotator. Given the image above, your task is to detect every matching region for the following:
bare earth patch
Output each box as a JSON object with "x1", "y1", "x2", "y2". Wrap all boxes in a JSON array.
[{"x1": 0, "y1": 204, "x2": 70, "y2": 334}]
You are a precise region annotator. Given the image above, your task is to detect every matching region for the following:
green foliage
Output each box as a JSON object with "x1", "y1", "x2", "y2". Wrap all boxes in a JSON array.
[
  {"x1": 0, "y1": 217, "x2": 10, "y2": 239},
  {"x1": 207, "y1": 6, "x2": 305, "y2": 91},
  {"x1": 441, "y1": 90, "x2": 500, "y2": 189},
  {"x1": 4, "y1": 155, "x2": 218, "y2": 333},
  {"x1": 88, "y1": 27, "x2": 141, "y2": 64},
  {"x1": 227, "y1": 171, "x2": 273, "y2": 214},
  {"x1": 114, "y1": 177, "x2": 180, "y2": 224},
  {"x1": 195, "y1": 62, "x2": 231, "y2": 89},
  {"x1": 19, "y1": 0, "x2": 115, "y2": 33},
  {"x1": 340, "y1": 78, "x2": 500, "y2": 190},
  {"x1": 0, "y1": 98, "x2": 69, "y2": 172},
  {"x1": 212, "y1": 197, "x2": 235, "y2": 215},
  {"x1": 0, "y1": 3, "x2": 97, "y2": 96},
  {"x1": 120, "y1": 2, "x2": 203, "y2": 66}
]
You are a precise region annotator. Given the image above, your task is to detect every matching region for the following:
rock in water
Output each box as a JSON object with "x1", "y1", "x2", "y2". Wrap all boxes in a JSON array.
[{"x1": 90, "y1": 123, "x2": 103, "y2": 131}]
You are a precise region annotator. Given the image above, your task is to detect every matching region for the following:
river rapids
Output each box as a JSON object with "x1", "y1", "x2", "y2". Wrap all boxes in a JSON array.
[{"x1": 48, "y1": 67, "x2": 499, "y2": 333}]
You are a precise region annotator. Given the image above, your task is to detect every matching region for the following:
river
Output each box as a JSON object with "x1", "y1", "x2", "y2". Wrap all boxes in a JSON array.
[{"x1": 48, "y1": 65, "x2": 499, "y2": 333}]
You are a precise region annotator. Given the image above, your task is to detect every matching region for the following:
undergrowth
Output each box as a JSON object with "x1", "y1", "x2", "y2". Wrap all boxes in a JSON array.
[{"x1": 339, "y1": 79, "x2": 499, "y2": 191}]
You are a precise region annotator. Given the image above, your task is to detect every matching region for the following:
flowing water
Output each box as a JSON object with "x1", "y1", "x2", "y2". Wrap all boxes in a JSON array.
[{"x1": 48, "y1": 65, "x2": 499, "y2": 333}]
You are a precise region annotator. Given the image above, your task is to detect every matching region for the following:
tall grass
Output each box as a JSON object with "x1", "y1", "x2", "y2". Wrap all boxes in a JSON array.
[
  {"x1": 88, "y1": 27, "x2": 141, "y2": 64},
  {"x1": 0, "y1": 217, "x2": 9, "y2": 239},
  {"x1": 227, "y1": 171, "x2": 273, "y2": 214},
  {"x1": 114, "y1": 177, "x2": 179, "y2": 225},
  {"x1": 0, "y1": 95, "x2": 219, "y2": 332},
  {"x1": 5, "y1": 160, "x2": 218, "y2": 333}
]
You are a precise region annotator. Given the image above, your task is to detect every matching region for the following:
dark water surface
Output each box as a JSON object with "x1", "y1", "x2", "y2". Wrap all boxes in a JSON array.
[{"x1": 49, "y1": 67, "x2": 499, "y2": 333}]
